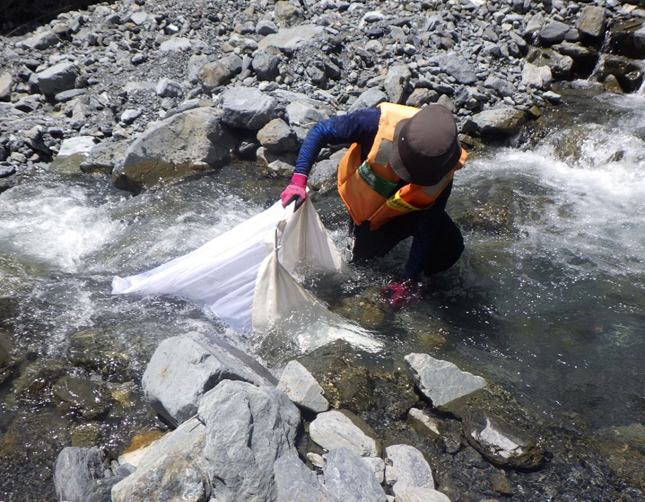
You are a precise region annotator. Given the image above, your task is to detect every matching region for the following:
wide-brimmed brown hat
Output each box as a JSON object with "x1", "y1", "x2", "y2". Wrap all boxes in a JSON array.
[{"x1": 389, "y1": 104, "x2": 462, "y2": 186}]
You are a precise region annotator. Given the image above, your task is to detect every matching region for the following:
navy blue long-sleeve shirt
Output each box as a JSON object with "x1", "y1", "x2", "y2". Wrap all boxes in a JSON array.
[{"x1": 294, "y1": 107, "x2": 454, "y2": 279}]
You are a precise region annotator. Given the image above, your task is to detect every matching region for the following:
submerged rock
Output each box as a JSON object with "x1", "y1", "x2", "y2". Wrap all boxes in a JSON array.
[{"x1": 463, "y1": 409, "x2": 545, "y2": 470}]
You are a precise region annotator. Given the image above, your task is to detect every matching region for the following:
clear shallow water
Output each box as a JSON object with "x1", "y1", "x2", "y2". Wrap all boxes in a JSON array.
[{"x1": 0, "y1": 90, "x2": 644, "y2": 498}]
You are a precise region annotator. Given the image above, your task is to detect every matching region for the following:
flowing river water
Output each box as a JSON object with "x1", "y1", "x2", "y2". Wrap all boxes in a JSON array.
[{"x1": 0, "y1": 85, "x2": 644, "y2": 499}]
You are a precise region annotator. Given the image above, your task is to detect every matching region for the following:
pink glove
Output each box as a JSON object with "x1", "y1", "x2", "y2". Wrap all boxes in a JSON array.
[
  {"x1": 280, "y1": 173, "x2": 308, "y2": 209},
  {"x1": 381, "y1": 279, "x2": 422, "y2": 310}
]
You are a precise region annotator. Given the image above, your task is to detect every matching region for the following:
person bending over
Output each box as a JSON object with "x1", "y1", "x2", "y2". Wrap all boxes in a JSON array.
[{"x1": 280, "y1": 103, "x2": 468, "y2": 310}]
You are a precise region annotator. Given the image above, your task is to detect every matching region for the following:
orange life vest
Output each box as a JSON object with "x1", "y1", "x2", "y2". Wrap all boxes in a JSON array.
[{"x1": 337, "y1": 103, "x2": 467, "y2": 230}]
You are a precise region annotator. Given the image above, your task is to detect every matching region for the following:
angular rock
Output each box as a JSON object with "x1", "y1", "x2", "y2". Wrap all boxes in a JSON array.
[
  {"x1": 257, "y1": 118, "x2": 300, "y2": 152},
  {"x1": 198, "y1": 380, "x2": 301, "y2": 502},
  {"x1": 309, "y1": 410, "x2": 380, "y2": 457},
  {"x1": 81, "y1": 140, "x2": 128, "y2": 174},
  {"x1": 113, "y1": 453, "x2": 209, "y2": 502},
  {"x1": 274, "y1": 1, "x2": 303, "y2": 27},
  {"x1": 274, "y1": 454, "x2": 336, "y2": 502},
  {"x1": 394, "y1": 487, "x2": 452, "y2": 502},
  {"x1": 576, "y1": 6, "x2": 606, "y2": 39},
  {"x1": 463, "y1": 410, "x2": 545, "y2": 469},
  {"x1": 384, "y1": 64, "x2": 411, "y2": 104},
  {"x1": 322, "y1": 448, "x2": 387, "y2": 502},
  {"x1": 428, "y1": 54, "x2": 478, "y2": 85},
  {"x1": 277, "y1": 360, "x2": 329, "y2": 412},
  {"x1": 521, "y1": 62, "x2": 553, "y2": 89},
  {"x1": 142, "y1": 333, "x2": 274, "y2": 427},
  {"x1": 258, "y1": 25, "x2": 326, "y2": 51},
  {"x1": 257, "y1": 19, "x2": 279, "y2": 36},
  {"x1": 0, "y1": 72, "x2": 12, "y2": 102},
  {"x1": 159, "y1": 37, "x2": 192, "y2": 52},
  {"x1": 347, "y1": 88, "x2": 388, "y2": 113},
  {"x1": 20, "y1": 30, "x2": 59, "y2": 50},
  {"x1": 463, "y1": 409, "x2": 545, "y2": 470},
  {"x1": 465, "y1": 106, "x2": 528, "y2": 139},
  {"x1": 155, "y1": 78, "x2": 182, "y2": 98},
  {"x1": 407, "y1": 408, "x2": 442, "y2": 441},
  {"x1": 34, "y1": 62, "x2": 79, "y2": 96},
  {"x1": 484, "y1": 75, "x2": 515, "y2": 98},
  {"x1": 199, "y1": 55, "x2": 243, "y2": 93},
  {"x1": 54, "y1": 447, "x2": 108, "y2": 502},
  {"x1": 385, "y1": 444, "x2": 434, "y2": 496},
  {"x1": 539, "y1": 21, "x2": 570, "y2": 45},
  {"x1": 219, "y1": 87, "x2": 278, "y2": 130},
  {"x1": 112, "y1": 417, "x2": 207, "y2": 501},
  {"x1": 252, "y1": 49, "x2": 282, "y2": 81},
  {"x1": 526, "y1": 48, "x2": 573, "y2": 80},
  {"x1": 112, "y1": 107, "x2": 232, "y2": 192},
  {"x1": 286, "y1": 100, "x2": 329, "y2": 126},
  {"x1": 404, "y1": 353, "x2": 487, "y2": 408},
  {"x1": 594, "y1": 54, "x2": 645, "y2": 93},
  {"x1": 50, "y1": 136, "x2": 97, "y2": 174},
  {"x1": 362, "y1": 456, "x2": 385, "y2": 484}
]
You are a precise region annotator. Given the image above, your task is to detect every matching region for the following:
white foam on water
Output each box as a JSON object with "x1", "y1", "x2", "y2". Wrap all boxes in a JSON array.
[
  {"x1": 459, "y1": 120, "x2": 645, "y2": 278},
  {"x1": 0, "y1": 184, "x2": 124, "y2": 273}
]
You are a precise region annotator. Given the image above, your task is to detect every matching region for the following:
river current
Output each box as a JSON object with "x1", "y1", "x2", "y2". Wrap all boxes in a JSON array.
[{"x1": 0, "y1": 86, "x2": 644, "y2": 498}]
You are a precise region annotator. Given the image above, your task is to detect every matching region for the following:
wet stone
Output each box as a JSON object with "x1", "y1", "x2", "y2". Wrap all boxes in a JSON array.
[
  {"x1": 67, "y1": 329, "x2": 132, "y2": 382},
  {"x1": 462, "y1": 409, "x2": 545, "y2": 470},
  {"x1": 297, "y1": 341, "x2": 419, "y2": 419},
  {"x1": 52, "y1": 375, "x2": 112, "y2": 419},
  {"x1": 0, "y1": 330, "x2": 16, "y2": 385}
]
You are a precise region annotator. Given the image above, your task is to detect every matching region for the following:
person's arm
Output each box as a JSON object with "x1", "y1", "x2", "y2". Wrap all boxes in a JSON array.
[{"x1": 281, "y1": 108, "x2": 380, "y2": 208}]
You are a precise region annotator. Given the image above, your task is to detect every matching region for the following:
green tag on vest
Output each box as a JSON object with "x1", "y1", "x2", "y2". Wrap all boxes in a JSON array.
[{"x1": 357, "y1": 161, "x2": 398, "y2": 199}]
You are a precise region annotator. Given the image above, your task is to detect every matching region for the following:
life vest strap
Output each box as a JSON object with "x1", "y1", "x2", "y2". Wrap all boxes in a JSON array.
[
  {"x1": 385, "y1": 189, "x2": 421, "y2": 213},
  {"x1": 358, "y1": 161, "x2": 398, "y2": 199}
]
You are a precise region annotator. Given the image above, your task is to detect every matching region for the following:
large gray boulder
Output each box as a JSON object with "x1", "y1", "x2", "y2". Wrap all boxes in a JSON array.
[
  {"x1": 198, "y1": 380, "x2": 301, "y2": 502},
  {"x1": 219, "y1": 86, "x2": 278, "y2": 130},
  {"x1": 112, "y1": 107, "x2": 232, "y2": 192},
  {"x1": 142, "y1": 333, "x2": 275, "y2": 427}
]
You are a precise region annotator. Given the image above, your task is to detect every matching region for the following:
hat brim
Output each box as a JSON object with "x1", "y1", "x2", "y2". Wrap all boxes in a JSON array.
[{"x1": 389, "y1": 119, "x2": 412, "y2": 183}]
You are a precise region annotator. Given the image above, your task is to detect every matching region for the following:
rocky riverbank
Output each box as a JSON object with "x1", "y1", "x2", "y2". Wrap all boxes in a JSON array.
[{"x1": 1, "y1": 0, "x2": 645, "y2": 501}]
